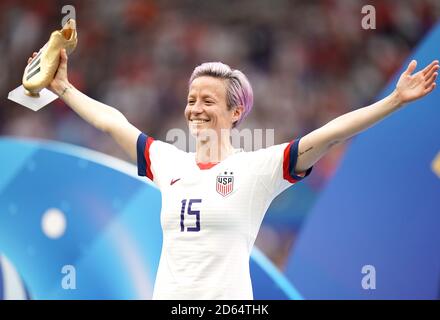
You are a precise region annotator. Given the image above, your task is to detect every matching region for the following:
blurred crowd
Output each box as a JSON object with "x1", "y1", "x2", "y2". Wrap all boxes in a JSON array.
[{"x1": 1, "y1": 0, "x2": 439, "y2": 268}]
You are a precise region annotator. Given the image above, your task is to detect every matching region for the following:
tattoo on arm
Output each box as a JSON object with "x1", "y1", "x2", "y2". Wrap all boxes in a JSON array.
[
  {"x1": 298, "y1": 146, "x2": 313, "y2": 157},
  {"x1": 328, "y1": 140, "x2": 340, "y2": 148}
]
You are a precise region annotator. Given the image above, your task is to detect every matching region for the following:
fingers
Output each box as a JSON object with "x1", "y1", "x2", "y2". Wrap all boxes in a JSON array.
[
  {"x1": 422, "y1": 60, "x2": 439, "y2": 76},
  {"x1": 425, "y1": 71, "x2": 438, "y2": 89},
  {"x1": 404, "y1": 60, "x2": 417, "y2": 75},
  {"x1": 424, "y1": 82, "x2": 436, "y2": 95},
  {"x1": 423, "y1": 60, "x2": 438, "y2": 94},
  {"x1": 27, "y1": 51, "x2": 38, "y2": 64},
  {"x1": 424, "y1": 61, "x2": 439, "y2": 80}
]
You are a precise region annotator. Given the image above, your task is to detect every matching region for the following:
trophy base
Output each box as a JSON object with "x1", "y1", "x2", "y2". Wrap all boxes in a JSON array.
[{"x1": 8, "y1": 85, "x2": 58, "y2": 111}]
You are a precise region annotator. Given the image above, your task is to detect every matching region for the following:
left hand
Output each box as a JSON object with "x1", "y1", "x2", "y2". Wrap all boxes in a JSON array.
[{"x1": 394, "y1": 59, "x2": 439, "y2": 104}]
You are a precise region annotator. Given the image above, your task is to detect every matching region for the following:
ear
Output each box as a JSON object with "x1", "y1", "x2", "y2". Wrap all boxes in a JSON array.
[{"x1": 232, "y1": 105, "x2": 244, "y2": 124}]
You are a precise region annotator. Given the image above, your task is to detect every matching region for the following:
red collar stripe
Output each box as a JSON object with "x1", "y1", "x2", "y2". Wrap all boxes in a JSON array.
[{"x1": 197, "y1": 162, "x2": 219, "y2": 170}]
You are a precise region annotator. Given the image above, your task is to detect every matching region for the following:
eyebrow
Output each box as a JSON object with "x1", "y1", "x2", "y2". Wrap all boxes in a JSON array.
[{"x1": 187, "y1": 93, "x2": 218, "y2": 101}]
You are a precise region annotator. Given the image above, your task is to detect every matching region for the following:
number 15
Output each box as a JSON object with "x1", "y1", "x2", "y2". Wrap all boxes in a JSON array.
[{"x1": 180, "y1": 199, "x2": 202, "y2": 232}]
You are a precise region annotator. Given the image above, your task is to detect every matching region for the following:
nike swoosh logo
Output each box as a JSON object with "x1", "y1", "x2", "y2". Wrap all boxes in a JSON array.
[{"x1": 170, "y1": 178, "x2": 181, "y2": 185}]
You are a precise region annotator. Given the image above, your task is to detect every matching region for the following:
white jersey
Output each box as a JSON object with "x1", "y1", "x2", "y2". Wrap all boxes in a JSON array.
[{"x1": 137, "y1": 133, "x2": 312, "y2": 300}]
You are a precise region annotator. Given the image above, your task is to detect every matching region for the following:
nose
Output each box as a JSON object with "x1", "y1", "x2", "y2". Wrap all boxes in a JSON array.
[{"x1": 191, "y1": 100, "x2": 204, "y2": 114}]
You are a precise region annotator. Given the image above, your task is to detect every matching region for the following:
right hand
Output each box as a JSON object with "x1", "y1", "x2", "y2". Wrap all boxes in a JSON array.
[{"x1": 27, "y1": 48, "x2": 70, "y2": 96}]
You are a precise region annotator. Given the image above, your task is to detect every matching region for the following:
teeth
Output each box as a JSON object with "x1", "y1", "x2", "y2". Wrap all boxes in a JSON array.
[{"x1": 191, "y1": 119, "x2": 209, "y2": 124}]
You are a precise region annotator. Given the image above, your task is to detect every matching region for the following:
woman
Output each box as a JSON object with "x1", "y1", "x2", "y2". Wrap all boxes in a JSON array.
[{"x1": 27, "y1": 49, "x2": 438, "y2": 299}]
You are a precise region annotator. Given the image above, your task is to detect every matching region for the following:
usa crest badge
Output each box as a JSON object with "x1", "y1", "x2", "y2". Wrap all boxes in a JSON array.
[{"x1": 216, "y1": 171, "x2": 234, "y2": 197}]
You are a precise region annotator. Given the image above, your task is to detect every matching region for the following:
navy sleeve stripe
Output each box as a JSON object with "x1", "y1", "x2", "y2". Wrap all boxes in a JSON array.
[
  {"x1": 137, "y1": 133, "x2": 147, "y2": 177},
  {"x1": 288, "y1": 138, "x2": 313, "y2": 182}
]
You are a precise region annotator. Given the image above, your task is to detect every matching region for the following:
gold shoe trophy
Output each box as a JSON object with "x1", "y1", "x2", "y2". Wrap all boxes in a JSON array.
[{"x1": 8, "y1": 19, "x2": 78, "y2": 111}]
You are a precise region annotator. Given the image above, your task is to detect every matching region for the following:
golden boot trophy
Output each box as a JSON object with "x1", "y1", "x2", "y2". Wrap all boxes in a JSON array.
[{"x1": 8, "y1": 19, "x2": 78, "y2": 111}]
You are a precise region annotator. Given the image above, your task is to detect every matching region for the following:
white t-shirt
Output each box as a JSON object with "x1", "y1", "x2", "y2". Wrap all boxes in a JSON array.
[{"x1": 137, "y1": 133, "x2": 312, "y2": 300}]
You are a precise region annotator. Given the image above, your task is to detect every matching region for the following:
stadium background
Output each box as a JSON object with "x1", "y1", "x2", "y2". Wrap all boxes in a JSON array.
[{"x1": 0, "y1": 0, "x2": 439, "y2": 299}]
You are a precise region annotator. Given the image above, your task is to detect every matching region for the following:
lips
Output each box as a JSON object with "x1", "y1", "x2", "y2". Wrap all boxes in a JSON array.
[{"x1": 190, "y1": 119, "x2": 210, "y2": 124}]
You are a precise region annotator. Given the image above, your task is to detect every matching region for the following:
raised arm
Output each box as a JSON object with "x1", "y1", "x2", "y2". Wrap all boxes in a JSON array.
[
  {"x1": 295, "y1": 59, "x2": 439, "y2": 173},
  {"x1": 29, "y1": 49, "x2": 141, "y2": 161}
]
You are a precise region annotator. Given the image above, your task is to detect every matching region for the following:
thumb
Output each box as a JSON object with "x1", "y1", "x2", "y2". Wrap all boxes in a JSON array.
[
  {"x1": 60, "y1": 48, "x2": 68, "y2": 64},
  {"x1": 57, "y1": 48, "x2": 68, "y2": 73},
  {"x1": 404, "y1": 60, "x2": 417, "y2": 75}
]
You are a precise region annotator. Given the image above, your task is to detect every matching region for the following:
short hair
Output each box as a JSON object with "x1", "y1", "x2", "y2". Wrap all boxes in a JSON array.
[{"x1": 189, "y1": 62, "x2": 254, "y2": 127}]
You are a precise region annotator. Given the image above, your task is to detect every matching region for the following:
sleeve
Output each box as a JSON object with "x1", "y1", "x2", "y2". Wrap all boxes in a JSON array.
[
  {"x1": 136, "y1": 132, "x2": 184, "y2": 189},
  {"x1": 258, "y1": 137, "x2": 313, "y2": 198},
  {"x1": 137, "y1": 132, "x2": 155, "y2": 180},
  {"x1": 282, "y1": 138, "x2": 313, "y2": 184}
]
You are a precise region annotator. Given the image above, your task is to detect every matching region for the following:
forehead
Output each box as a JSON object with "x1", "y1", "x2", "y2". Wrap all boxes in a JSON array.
[{"x1": 188, "y1": 76, "x2": 227, "y2": 99}]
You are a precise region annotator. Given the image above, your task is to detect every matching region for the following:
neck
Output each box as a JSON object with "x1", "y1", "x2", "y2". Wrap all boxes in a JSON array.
[{"x1": 195, "y1": 132, "x2": 234, "y2": 163}]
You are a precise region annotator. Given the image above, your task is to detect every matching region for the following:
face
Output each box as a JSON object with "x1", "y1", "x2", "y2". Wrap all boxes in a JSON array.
[{"x1": 185, "y1": 76, "x2": 242, "y2": 138}]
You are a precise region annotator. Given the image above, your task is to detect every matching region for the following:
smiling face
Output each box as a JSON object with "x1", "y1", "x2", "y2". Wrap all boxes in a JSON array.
[{"x1": 185, "y1": 76, "x2": 242, "y2": 138}]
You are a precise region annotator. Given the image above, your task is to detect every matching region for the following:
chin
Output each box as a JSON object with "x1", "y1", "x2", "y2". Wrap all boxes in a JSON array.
[
  {"x1": 188, "y1": 124, "x2": 217, "y2": 140},
  {"x1": 189, "y1": 128, "x2": 199, "y2": 138}
]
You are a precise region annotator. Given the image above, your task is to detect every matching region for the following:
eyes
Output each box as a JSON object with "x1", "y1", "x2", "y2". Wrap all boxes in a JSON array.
[{"x1": 187, "y1": 98, "x2": 214, "y2": 106}]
